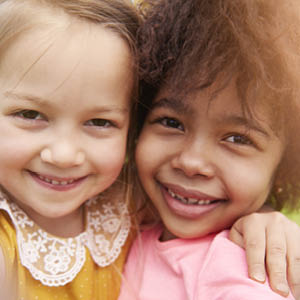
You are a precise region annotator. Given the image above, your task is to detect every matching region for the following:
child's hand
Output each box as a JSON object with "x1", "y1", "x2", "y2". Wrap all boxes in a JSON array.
[{"x1": 229, "y1": 211, "x2": 300, "y2": 299}]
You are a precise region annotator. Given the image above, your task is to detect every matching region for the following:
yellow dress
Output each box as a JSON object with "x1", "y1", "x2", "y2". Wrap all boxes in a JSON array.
[{"x1": 0, "y1": 192, "x2": 133, "y2": 300}]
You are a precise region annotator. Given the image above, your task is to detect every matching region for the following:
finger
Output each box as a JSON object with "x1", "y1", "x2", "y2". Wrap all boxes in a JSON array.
[
  {"x1": 244, "y1": 226, "x2": 267, "y2": 283},
  {"x1": 286, "y1": 223, "x2": 300, "y2": 300},
  {"x1": 288, "y1": 251, "x2": 300, "y2": 300},
  {"x1": 228, "y1": 220, "x2": 244, "y2": 248},
  {"x1": 231, "y1": 215, "x2": 267, "y2": 283},
  {"x1": 265, "y1": 218, "x2": 289, "y2": 297}
]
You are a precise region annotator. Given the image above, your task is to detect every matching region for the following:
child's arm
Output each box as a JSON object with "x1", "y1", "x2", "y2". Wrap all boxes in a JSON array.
[{"x1": 229, "y1": 211, "x2": 300, "y2": 299}]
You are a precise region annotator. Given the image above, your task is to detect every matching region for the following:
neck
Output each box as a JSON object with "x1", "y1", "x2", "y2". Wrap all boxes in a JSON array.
[
  {"x1": 34, "y1": 207, "x2": 84, "y2": 237},
  {"x1": 161, "y1": 227, "x2": 177, "y2": 241},
  {"x1": 21, "y1": 204, "x2": 84, "y2": 238},
  {"x1": 0, "y1": 188, "x2": 85, "y2": 237}
]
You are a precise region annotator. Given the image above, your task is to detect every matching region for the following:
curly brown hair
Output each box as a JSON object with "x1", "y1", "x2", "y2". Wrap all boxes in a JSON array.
[{"x1": 137, "y1": 0, "x2": 300, "y2": 211}]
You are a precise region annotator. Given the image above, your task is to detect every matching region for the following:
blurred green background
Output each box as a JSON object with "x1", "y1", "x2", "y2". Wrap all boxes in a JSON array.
[{"x1": 284, "y1": 210, "x2": 300, "y2": 226}]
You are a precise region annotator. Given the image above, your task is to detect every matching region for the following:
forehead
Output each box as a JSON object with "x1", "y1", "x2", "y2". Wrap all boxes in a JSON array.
[
  {"x1": 155, "y1": 78, "x2": 239, "y2": 111},
  {"x1": 0, "y1": 20, "x2": 133, "y2": 101}
]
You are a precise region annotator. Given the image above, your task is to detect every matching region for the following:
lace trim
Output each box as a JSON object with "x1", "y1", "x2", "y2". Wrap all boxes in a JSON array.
[
  {"x1": 0, "y1": 192, "x2": 130, "y2": 287},
  {"x1": 85, "y1": 198, "x2": 131, "y2": 266}
]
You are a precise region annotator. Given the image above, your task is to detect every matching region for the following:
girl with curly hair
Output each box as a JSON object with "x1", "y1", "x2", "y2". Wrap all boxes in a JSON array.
[{"x1": 120, "y1": 0, "x2": 300, "y2": 299}]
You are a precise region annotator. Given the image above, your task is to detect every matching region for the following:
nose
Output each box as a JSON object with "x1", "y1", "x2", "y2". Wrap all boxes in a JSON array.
[
  {"x1": 171, "y1": 140, "x2": 215, "y2": 178},
  {"x1": 40, "y1": 139, "x2": 85, "y2": 168}
]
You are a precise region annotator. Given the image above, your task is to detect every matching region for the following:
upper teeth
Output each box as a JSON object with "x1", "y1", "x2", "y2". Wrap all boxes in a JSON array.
[
  {"x1": 167, "y1": 188, "x2": 213, "y2": 205},
  {"x1": 38, "y1": 175, "x2": 75, "y2": 185}
]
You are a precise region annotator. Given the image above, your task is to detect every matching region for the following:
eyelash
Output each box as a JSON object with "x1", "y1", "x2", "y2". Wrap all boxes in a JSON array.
[
  {"x1": 12, "y1": 110, "x2": 116, "y2": 130},
  {"x1": 152, "y1": 116, "x2": 184, "y2": 131},
  {"x1": 13, "y1": 109, "x2": 46, "y2": 121},
  {"x1": 84, "y1": 119, "x2": 115, "y2": 128},
  {"x1": 153, "y1": 118, "x2": 253, "y2": 140},
  {"x1": 159, "y1": 120, "x2": 255, "y2": 145},
  {"x1": 223, "y1": 133, "x2": 254, "y2": 146}
]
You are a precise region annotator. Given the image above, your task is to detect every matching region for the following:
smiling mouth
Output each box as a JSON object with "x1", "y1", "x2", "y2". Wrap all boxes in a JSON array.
[
  {"x1": 166, "y1": 187, "x2": 224, "y2": 205},
  {"x1": 29, "y1": 171, "x2": 86, "y2": 186},
  {"x1": 37, "y1": 174, "x2": 77, "y2": 186}
]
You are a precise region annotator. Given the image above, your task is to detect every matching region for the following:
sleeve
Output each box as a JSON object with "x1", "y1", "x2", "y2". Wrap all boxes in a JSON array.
[
  {"x1": 0, "y1": 211, "x2": 18, "y2": 299},
  {"x1": 0, "y1": 212, "x2": 17, "y2": 278}
]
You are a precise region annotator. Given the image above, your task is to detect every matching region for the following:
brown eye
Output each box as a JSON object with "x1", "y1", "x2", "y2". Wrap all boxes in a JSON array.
[
  {"x1": 85, "y1": 119, "x2": 112, "y2": 127},
  {"x1": 16, "y1": 110, "x2": 43, "y2": 120},
  {"x1": 160, "y1": 117, "x2": 184, "y2": 131},
  {"x1": 225, "y1": 134, "x2": 253, "y2": 145}
]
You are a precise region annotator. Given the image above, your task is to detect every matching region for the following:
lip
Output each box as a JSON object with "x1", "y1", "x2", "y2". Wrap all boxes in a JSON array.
[
  {"x1": 162, "y1": 182, "x2": 219, "y2": 201},
  {"x1": 160, "y1": 182, "x2": 225, "y2": 219},
  {"x1": 28, "y1": 170, "x2": 88, "y2": 192}
]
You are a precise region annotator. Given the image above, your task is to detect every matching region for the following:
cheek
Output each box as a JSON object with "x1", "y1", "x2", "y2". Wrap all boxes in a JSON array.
[
  {"x1": 0, "y1": 138, "x2": 32, "y2": 190},
  {"x1": 135, "y1": 134, "x2": 159, "y2": 177},
  {"x1": 92, "y1": 135, "x2": 127, "y2": 176},
  {"x1": 0, "y1": 120, "x2": 36, "y2": 151},
  {"x1": 228, "y1": 163, "x2": 274, "y2": 208},
  {"x1": 0, "y1": 136, "x2": 34, "y2": 168}
]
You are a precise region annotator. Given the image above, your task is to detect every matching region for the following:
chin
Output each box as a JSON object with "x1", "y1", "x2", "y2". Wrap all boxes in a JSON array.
[{"x1": 38, "y1": 204, "x2": 77, "y2": 219}]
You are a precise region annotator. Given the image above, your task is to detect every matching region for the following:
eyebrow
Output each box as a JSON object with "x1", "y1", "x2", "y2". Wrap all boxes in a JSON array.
[
  {"x1": 4, "y1": 91, "x2": 129, "y2": 114},
  {"x1": 151, "y1": 97, "x2": 192, "y2": 115},
  {"x1": 4, "y1": 91, "x2": 47, "y2": 105}
]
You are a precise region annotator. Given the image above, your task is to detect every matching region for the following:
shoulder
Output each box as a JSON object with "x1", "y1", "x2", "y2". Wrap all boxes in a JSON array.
[
  {"x1": 0, "y1": 212, "x2": 11, "y2": 293},
  {"x1": 0, "y1": 210, "x2": 18, "y2": 280},
  {"x1": 0, "y1": 246, "x2": 5, "y2": 282},
  {"x1": 123, "y1": 225, "x2": 161, "y2": 270},
  {"x1": 196, "y1": 230, "x2": 295, "y2": 299},
  {"x1": 129, "y1": 225, "x2": 161, "y2": 253},
  {"x1": 0, "y1": 210, "x2": 17, "y2": 255},
  {"x1": 0, "y1": 243, "x2": 5, "y2": 269},
  {"x1": 0, "y1": 247, "x2": 13, "y2": 300}
]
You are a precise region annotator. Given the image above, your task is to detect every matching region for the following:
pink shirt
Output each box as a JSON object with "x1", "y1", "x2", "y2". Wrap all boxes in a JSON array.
[{"x1": 119, "y1": 225, "x2": 295, "y2": 300}]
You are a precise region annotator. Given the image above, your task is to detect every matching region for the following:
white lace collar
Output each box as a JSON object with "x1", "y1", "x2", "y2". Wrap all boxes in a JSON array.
[{"x1": 0, "y1": 191, "x2": 130, "y2": 287}]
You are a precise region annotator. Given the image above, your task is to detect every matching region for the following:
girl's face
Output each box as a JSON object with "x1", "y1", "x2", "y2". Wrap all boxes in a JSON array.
[
  {"x1": 0, "y1": 22, "x2": 133, "y2": 224},
  {"x1": 136, "y1": 80, "x2": 286, "y2": 240}
]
